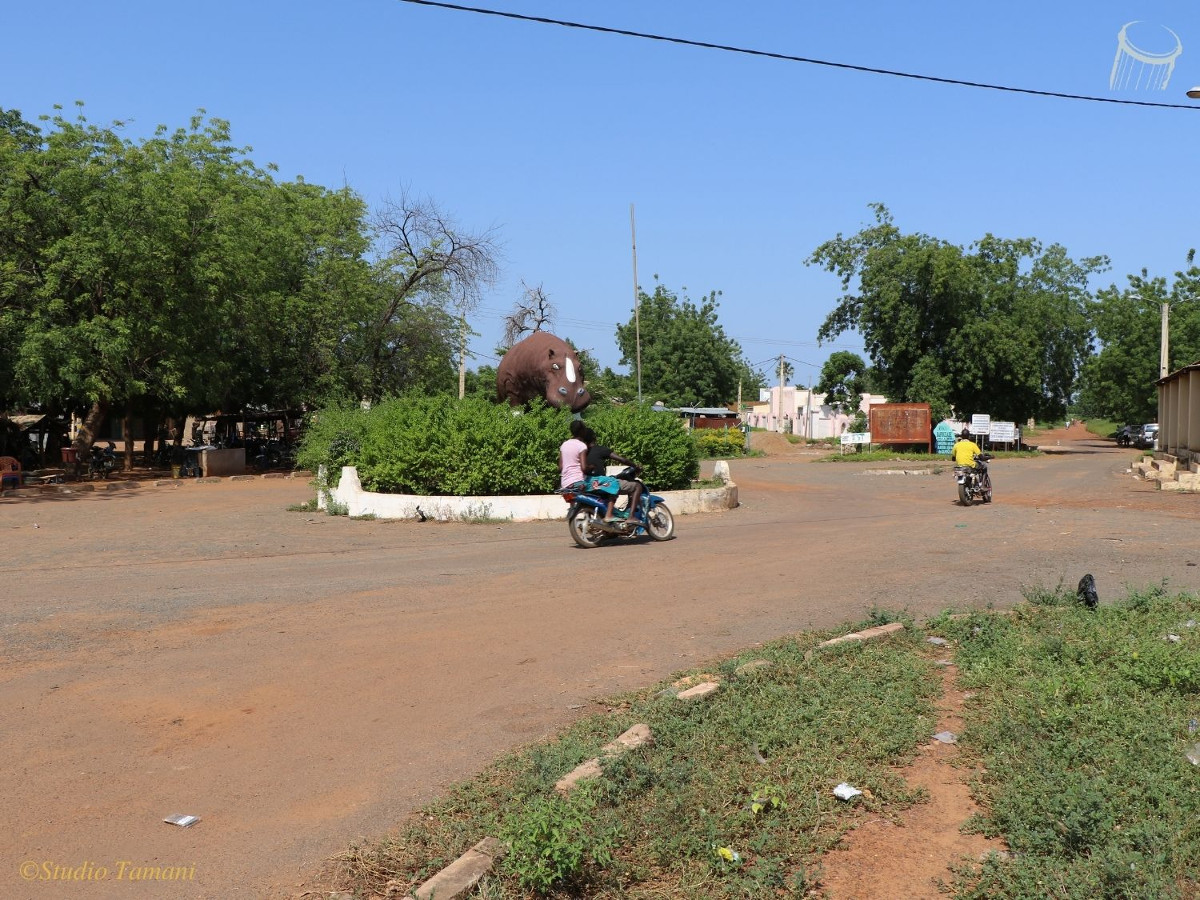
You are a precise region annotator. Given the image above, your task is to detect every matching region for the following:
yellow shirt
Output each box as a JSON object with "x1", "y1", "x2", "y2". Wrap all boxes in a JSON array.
[{"x1": 953, "y1": 439, "x2": 982, "y2": 466}]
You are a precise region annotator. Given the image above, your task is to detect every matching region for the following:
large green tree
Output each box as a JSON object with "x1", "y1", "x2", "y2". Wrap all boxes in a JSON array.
[
  {"x1": 0, "y1": 106, "x2": 374, "y2": 464},
  {"x1": 1075, "y1": 261, "x2": 1200, "y2": 424},
  {"x1": 615, "y1": 280, "x2": 761, "y2": 407},
  {"x1": 810, "y1": 204, "x2": 1107, "y2": 422},
  {"x1": 814, "y1": 351, "x2": 870, "y2": 415}
]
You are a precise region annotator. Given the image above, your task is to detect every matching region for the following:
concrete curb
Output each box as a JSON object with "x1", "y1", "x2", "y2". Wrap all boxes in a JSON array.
[
  {"x1": 555, "y1": 724, "x2": 654, "y2": 794},
  {"x1": 676, "y1": 681, "x2": 720, "y2": 700},
  {"x1": 817, "y1": 622, "x2": 905, "y2": 648},
  {"x1": 319, "y1": 466, "x2": 738, "y2": 522},
  {"x1": 413, "y1": 836, "x2": 508, "y2": 900}
]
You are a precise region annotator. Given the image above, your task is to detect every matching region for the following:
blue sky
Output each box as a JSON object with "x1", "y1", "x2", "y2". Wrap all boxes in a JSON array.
[{"x1": 5, "y1": 1, "x2": 1200, "y2": 383}]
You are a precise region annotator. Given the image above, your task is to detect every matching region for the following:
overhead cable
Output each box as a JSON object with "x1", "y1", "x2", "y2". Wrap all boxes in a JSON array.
[{"x1": 398, "y1": 0, "x2": 1200, "y2": 111}]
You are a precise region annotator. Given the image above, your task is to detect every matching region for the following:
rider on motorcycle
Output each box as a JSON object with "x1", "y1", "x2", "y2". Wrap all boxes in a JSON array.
[
  {"x1": 952, "y1": 429, "x2": 982, "y2": 467},
  {"x1": 583, "y1": 430, "x2": 642, "y2": 524}
]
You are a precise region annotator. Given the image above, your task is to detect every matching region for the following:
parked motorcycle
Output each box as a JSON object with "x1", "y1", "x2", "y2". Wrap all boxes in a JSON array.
[
  {"x1": 955, "y1": 452, "x2": 993, "y2": 505},
  {"x1": 88, "y1": 441, "x2": 117, "y2": 480},
  {"x1": 559, "y1": 465, "x2": 675, "y2": 548}
]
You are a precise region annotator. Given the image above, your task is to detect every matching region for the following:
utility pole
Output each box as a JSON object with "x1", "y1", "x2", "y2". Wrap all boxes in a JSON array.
[
  {"x1": 1160, "y1": 299, "x2": 1170, "y2": 378},
  {"x1": 458, "y1": 312, "x2": 466, "y2": 400},
  {"x1": 630, "y1": 203, "x2": 642, "y2": 403},
  {"x1": 778, "y1": 354, "x2": 785, "y2": 433}
]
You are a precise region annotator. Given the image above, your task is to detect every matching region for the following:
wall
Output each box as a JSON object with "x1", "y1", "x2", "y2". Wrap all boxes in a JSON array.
[{"x1": 319, "y1": 466, "x2": 739, "y2": 522}]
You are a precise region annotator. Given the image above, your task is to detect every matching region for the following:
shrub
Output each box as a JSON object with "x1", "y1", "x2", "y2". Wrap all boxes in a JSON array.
[
  {"x1": 693, "y1": 427, "x2": 748, "y2": 458},
  {"x1": 501, "y1": 785, "x2": 620, "y2": 894},
  {"x1": 295, "y1": 403, "x2": 372, "y2": 486},
  {"x1": 586, "y1": 403, "x2": 699, "y2": 490},
  {"x1": 298, "y1": 398, "x2": 700, "y2": 495}
]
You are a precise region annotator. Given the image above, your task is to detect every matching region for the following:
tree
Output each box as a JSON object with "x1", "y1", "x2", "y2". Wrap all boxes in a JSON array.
[
  {"x1": 1, "y1": 106, "x2": 377, "y2": 467},
  {"x1": 502, "y1": 282, "x2": 554, "y2": 348},
  {"x1": 1075, "y1": 260, "x2": 1200, "y2": 424},
  {"x1": 814, "y1": 351, "x2": 870, "y2": 415},
  {"x1": 810, "y1": 204, "x2": 1107, "y2": 423},
  {"x1": 614, "y1": 280, "x2": 754, "y2": 407},
  {"x1": 356, "y1": 194, "x2": 500, "y2": 403}
]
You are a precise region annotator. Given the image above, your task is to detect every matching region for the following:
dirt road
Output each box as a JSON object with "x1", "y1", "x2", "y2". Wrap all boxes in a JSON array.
[{"x1": 2, "y1": 426, "x2": 1196, "y2": 898}]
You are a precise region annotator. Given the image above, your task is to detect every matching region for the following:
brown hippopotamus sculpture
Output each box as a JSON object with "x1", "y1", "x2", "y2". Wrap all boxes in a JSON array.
[{"x1": 496, "y1": 332, "x2": 591, "y2": 412}]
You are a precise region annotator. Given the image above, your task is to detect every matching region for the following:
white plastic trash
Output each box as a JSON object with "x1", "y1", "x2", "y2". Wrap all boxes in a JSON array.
[{"x1": 833, "y1": 782, "x2": 863, "y2": 801}]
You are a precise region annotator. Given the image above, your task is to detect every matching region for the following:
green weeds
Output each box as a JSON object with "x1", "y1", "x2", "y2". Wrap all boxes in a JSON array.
[
  {"x1": 334, "y1": 617, "x2": 939, "y2": 897},
  {"x1": 933, "y1": 587, "x2": 1200, "y2": 898},
  {"x1": 334, "y1": 588, "x2": 1199, "y2": 898}
]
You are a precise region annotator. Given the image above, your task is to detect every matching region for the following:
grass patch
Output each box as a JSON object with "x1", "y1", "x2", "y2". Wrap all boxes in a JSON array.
[
  {"x1": 333, "y1": 617, "x2": 940, "y2": 897},
  {"x1": 929, "y1": 585, "x2": 1200, "y2": 898},
  {"x1": 1082, "y1": 418, "x2": 1121, "y2": 441},
  {"x1": 328, "y1": 587, "x2": 1199, "y2": 898},
  {"x1": 286, "y1": 497, "x2": 320, "y2": 512}
]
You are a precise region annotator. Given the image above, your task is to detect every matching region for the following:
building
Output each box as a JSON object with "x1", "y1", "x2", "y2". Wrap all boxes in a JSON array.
[{"x1": 743, "y1": 387, "x2": 889, "y2": 439}]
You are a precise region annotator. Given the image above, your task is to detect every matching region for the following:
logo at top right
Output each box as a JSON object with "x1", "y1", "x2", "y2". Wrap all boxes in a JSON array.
[{"x1": 1110, "y1": 21, "x2": 1183, "y2": 91}]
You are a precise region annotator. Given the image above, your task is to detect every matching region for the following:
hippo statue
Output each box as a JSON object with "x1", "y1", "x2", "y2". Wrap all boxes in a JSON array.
[{"x1": 495, "y1": 332, "x2": 591, "y2": 412}]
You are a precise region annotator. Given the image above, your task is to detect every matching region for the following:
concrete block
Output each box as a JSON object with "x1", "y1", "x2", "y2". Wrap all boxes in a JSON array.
[
  {"x1": 229, "y1": 475, "x2": 256, "y2": 482},
  {"x1": 198, "y1": 447, "x2": 245, "y2": 477},
  {"x1": 414, "y1": 837, "x2": 508, "y2": 900},
  {"x1": 677, "y1": 682, "x2": 720, "y2": 700},
  {"x1": 197, "y1": 477, "x2": 223, "y2": 484},
  {"x1": 818, "y1": 622, "x2": 905, "y2": 648},
  {"x1": 555, "y1": 724, "x2": 653, "y2": 793},
  {"x1": 1160, "y1": 480, "x2": 1184, "y2": 492}
]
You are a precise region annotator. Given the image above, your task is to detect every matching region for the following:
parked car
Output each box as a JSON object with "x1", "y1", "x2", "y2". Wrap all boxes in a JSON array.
[{"x1": 1134, "y1": 423, "x2": 1159, "y2": 449}]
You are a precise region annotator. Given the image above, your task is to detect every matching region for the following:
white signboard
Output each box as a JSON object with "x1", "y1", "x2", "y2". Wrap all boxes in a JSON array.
[
  {"x1": 970, "y1": 414, "x2": 991, "y2": 436},
  {"x1": 840, "y1": 431, "x2": 872, "y2": 445},
  {"x1": 989, "y1": 421, "x2": 1016, "y2": 442}
]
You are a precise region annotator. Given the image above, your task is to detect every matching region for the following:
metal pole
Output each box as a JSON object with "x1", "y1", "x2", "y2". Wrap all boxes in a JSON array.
[
  {"x1": 1160, "y1": 300, "x2": 1170, "y2": 378},
  {"x1": 458, "y1": 312, "x2": 466, "y2": 400},
  {"x1": 631, "y1": 203, "x2": 642, "y2": 403}
]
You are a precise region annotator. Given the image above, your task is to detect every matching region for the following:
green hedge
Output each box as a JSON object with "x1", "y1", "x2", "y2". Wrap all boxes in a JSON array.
[
  {"x1": 585, "y1": 403, "x2": 699, "y2": 490},
  {"x1": 296, "y1": 398, "x2": 700, "y2": 495},
  {"x1": 692, "y1": 427, "x2": 748, "y2": 458}
]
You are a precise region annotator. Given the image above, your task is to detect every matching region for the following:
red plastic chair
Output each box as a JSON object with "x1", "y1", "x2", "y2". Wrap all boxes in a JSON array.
[{"x1": 0, "y1": 456, "x2": 21, "y2": 489}]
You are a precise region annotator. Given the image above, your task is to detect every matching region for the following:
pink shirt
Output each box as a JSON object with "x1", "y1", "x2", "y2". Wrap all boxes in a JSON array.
[{"x1": 559, "y1": 437, "x2": 587, "y2": 489}]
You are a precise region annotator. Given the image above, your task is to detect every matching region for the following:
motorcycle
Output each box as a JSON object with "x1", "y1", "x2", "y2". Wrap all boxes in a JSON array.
[
  {"x1": 88, "y1": 441, "x2": 117, "y2": 480},
  {"x1": 559, "y1": 465, "x2": 675, "y2": 548},
  {"x1": 955, "y1": 452, "x2": 993, "y2": 505}
]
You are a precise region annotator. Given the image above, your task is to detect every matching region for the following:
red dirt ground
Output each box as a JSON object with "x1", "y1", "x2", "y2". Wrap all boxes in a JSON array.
[{"x1": 2, "y1": 423, "x2": 1195, "y2": 899}]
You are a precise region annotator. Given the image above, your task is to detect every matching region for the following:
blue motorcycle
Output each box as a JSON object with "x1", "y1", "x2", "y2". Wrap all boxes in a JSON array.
[{"x1": 559, "y1": 465, "x2": 675, "y2": 548}]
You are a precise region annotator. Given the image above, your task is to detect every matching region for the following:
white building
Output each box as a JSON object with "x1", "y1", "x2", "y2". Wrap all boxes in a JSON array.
[{"x1": 744, "y1": 386, "x2": 889, "y2": 439}]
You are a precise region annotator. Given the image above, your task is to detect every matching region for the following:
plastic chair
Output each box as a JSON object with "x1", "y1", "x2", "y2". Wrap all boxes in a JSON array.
[{"x1": 0, "y1": 456, "x2": 21, "y2": 489}]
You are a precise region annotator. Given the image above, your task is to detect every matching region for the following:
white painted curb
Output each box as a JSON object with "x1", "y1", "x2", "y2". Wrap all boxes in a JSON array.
[{"x1": 318, "y1": 465, "x2": 738, "y2": 521}]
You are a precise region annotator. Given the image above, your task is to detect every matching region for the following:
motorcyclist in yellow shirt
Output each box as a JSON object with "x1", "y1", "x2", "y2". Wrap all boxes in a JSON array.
[{"x1": 952, "y1": 429, "x2": 982, "y2": 467}]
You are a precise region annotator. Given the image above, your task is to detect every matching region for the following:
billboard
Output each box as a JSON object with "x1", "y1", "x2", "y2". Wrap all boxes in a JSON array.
[{"x1": 868, "y1": 403, "x2": 931, "y2": 450}]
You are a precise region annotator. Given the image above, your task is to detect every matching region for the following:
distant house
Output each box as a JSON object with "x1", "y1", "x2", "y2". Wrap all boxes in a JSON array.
[
  {"x1": 654, "y1": 404, "x2": 741, "y2": 430},
  {"x1": 744, "y1": 387, "x2": 888, "y2": 438}
]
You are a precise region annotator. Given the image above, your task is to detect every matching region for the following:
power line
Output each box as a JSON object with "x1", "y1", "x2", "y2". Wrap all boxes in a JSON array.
[{"x1": 398, "y1": 0, "x2": 1200, "y2": 111}]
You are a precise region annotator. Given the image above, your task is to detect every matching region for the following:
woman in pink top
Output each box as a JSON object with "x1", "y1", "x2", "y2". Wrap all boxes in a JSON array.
[{"x1": 559, "y1": 419, "x2": 588, "y2": 490}]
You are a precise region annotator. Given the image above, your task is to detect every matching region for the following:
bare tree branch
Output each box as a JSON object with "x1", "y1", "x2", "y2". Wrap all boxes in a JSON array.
[
  {"x1": 501, "y1": 281, "x2": 555, "y2": 348},
  {"x1": 372, "y1": 191, "x2": 501, "y2": 315}
]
